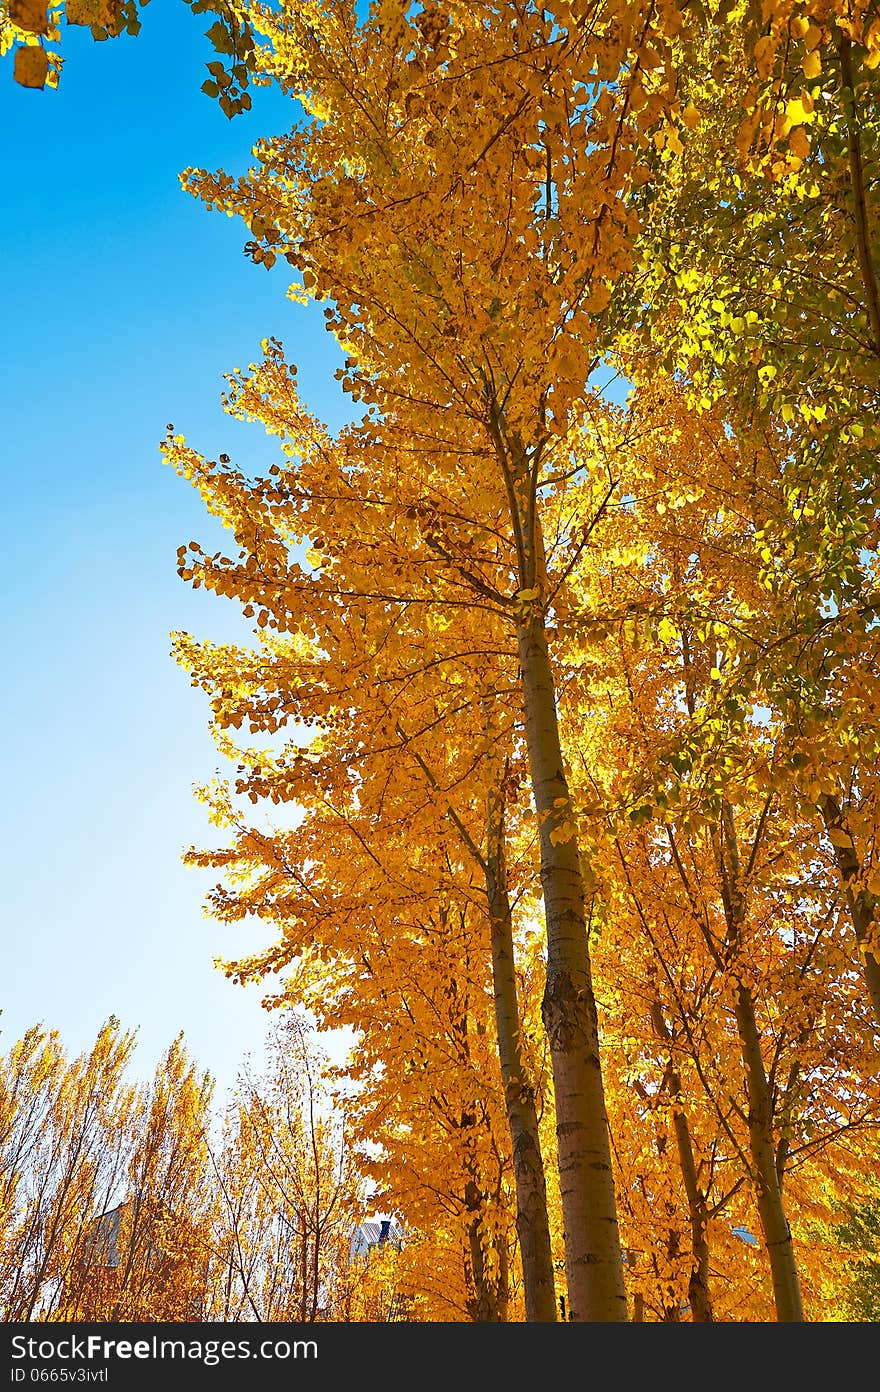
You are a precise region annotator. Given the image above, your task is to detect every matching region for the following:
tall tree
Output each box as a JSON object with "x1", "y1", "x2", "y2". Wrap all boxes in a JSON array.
[
  {"x1": 173, "y1": 0, "x2": 662, "y2": 1312},
  {"x1": 167, "y1": 376, "x2": 559, "y2": 1317},
  {"x1": 557, "y1": 377, "x2": 880, "y2": 1319},
  {"x1": 206, "y1": 1017, "x2": 367, "y2": 1322}
]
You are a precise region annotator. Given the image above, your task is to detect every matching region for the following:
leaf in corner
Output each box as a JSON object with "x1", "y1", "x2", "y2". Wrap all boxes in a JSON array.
[{"x1": 10, "y1": 0, "x2": 48, "y2": 34}]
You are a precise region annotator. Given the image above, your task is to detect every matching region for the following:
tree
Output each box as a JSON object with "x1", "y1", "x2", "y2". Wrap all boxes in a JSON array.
[
  {"x1": 57, "y1": 1032, "x2": 214, "y2": 1321},
  {"x1": 0, "y1": 1016, "x2": 405, "y2": 1322},
  {"x1": 617, "y1": 0, "x2": 880, "y2": 1025},
  {"x1": 166, "y1": 361, "x2": 561, "y2": 1316},
  {"x1": 206, "y1": 1017, "x2": 368, "y2": 1321},
  {"x1": 0, "y1": 1019, "x2": 138, "y2": 1321},
  {"x1": 555, "y1": 375, "x2": 880, "y2": 1319},
  {"x1": 172, "y1": 0, "x2": 660, "y2": 1314}
]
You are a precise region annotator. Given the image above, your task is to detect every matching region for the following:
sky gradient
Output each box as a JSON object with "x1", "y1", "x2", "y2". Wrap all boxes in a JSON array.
[{"x1": 1, "y1": 3, "x2": 351, "y2": 1098}]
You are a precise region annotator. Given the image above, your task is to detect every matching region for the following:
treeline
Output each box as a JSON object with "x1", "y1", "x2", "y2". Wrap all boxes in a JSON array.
[
  {"x1": 0, "y1": 1017, "x2": 406, "y2": 1322},
  {"x1": 0, "y1": 1003, "x2": 876, "y2": 1323}
]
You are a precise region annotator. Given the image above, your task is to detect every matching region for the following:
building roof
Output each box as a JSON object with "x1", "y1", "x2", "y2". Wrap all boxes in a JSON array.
[{"x1": 349, "y1": 1215, "x2": 405, "y2": 1259}]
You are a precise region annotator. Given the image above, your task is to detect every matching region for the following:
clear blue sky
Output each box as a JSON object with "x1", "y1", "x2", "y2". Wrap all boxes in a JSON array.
[{"x1": 0, "y1": 3, "x2": 351, "y2": 1098}]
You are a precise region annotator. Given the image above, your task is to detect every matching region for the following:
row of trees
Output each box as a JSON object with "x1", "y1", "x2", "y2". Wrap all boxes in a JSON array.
[
  {"x1": 0, "y1": 1017, "x2": 408, "y2": 1322},
  {"x1": 0, "y1": 977, "x2": 876, "y2": 1324},
  {"x1": 160, "y1": 0, "x2": 880, "y2": 1321},
  {"x1": 6, "y1": 0, "x2": 878, "y2": 1320}
]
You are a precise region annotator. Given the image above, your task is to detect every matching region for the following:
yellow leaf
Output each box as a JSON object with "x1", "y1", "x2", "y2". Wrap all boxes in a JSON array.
[
  {"x1": 667, "y1": 127, "x2": 684, "y2": 156},
  {"x1": 549, "y1": 820, "x2": 575, "y2": 846},
  {"x1": 827, "y1": 827, "x2": 854, "y2": 849},
  {"x1": 801, "y1": 49, "x2": 821, "y2": 80},
  {"x1": 804, "y1": 24, "x2": 822, "y2": 52},
  {"x1": 14, "y1": 45, "x2": 49, "y2": 88},
  {"x1": 789, "y1": 126, "x2": 810, "y2": 161},
  {"x1": 9, "y1": 0, "x2": 47, "y2": 33},
  {"x1": 66, "y1": 0, "x2": 111, "y2": 24},
  {"x1": 753, "y1": 34, "x2": 776, "y2": 79},
  {"x1": 682, "y1": 103, "x2": 700, "y2": 130},
  {"x1": 785, "y1": 96, "x2": 813, "y2": 127}
]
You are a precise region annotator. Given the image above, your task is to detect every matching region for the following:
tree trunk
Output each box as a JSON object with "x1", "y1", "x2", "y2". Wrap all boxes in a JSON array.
[
  {"x1": 734, "y1": 981, "x2": 804, "y2": 1322},
  {"x1": 485, "y1": 772, "x2": 558, "y2": 1322},
  {"x1": 299, "y1": 1217, "x2": 309, "y2": 1323},
  {"x1": 717, "y1": 804, "x2": 803, "y2": 1322},
  {"x1": 401, "y1": 712, "x2": 558, "y2": 1320},
  {"x1": 818, "y1": 793, "x2": 880, "y2": 1025},
  {"x1": 463, "y1": 1176, "x2": 505, "y2": 1321},
  {"x1": 649, "y1": 1000, "x2": 714, "y2": 1322},
  {"x1": 671, "y1": 1103, "x2": 714, "y2": 1323},
  {"x1": 516, "y1": 610, "x2": 627, "y2": 1321}
]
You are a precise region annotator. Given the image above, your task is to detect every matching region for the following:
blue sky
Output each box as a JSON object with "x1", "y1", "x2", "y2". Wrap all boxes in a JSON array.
[{"x1": 1, "y1": 3, "x2": 351, "y2": 1098}]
